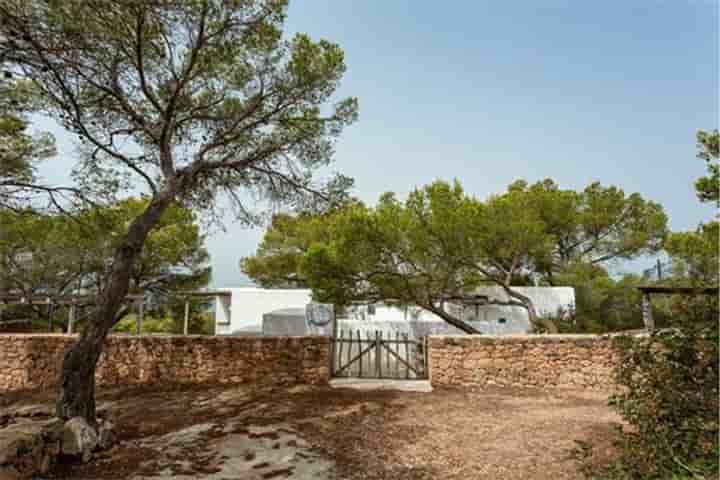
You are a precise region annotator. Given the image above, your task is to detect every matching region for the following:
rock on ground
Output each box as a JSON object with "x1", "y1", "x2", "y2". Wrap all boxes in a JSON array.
[
  {"x1": 0, "y1": 418, "x2": 63, "y2": 479},
  {"x1": 62, "y1": 418, "x2": 98, "y2": 463}
]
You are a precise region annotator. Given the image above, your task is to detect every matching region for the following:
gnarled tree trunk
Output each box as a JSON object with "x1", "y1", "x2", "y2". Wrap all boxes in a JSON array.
[
  {"x1": 501, "y1": 285, "x2": 559, "y2": 334},
  {"x1": 56, "y1": 193, "x2": 175, "y2": 421},
  {"x1": 423, "y1": 302, "x2": 481, "y2": 334}
]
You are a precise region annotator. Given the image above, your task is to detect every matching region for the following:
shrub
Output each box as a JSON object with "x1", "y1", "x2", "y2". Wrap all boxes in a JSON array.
[{"x1": 600, "y1": 296, "x2": 718, "y2": 479}]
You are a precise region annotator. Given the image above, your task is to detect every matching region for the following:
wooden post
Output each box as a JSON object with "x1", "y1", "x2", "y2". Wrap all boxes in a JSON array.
[
  {"x1": 642, "y1": 293, "x2": 654, "y2": 332},
  {"x1": 403, "y1": 333, "x2": 410, "y2": 379},
  {"x1": 329, "y1": 305, "x2": 337, "y2": 376},
  {"x1": 183, "y1": 298, "x2": 190, "y2": 335},
  {"x1": 357, "y1": 329, "x2": 363, "y2": 377},
  {"x1": 137, "y1": 300, "x2": 144, "y2": 335},
  {"x1": 423, "y1": 336, "x2": 428, "y2": 379},
  {"x1": 346, "y1": 329, "x2": 352, "y2": 375},
  {"x1": 367, "y1": 330, "x2": 373, "y2": 376},
  {"x1": 337, "y1": 330, "x2": 344, "y2": 376},
  {"x1": 47, "y1": 298, "x2": 52, "y2": 332},
  {"x1": 386, "y1": 330, "x2": 390, "y2": 373},
  {"x1": 375, "y1": 331, "x2": 382, "y2": 378},
  {"x1": 67, "y1": 303, "x2": 75, "y2": 334},
  {"x1": 394, "y1": 331, "x2": 400, "y2": 377}
]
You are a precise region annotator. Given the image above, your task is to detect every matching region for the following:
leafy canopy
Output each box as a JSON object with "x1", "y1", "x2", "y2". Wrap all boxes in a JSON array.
[
  {"x1": 240, "y1": 204, "x2": 354, "y2": 288},
  {"x1": 246, "y1": 178, "x2": 667, "y2": 332},
  {"x1": 694, "y1": 129, "x2": 719, "y2": 206},
  {"x1": 0, "y1": 197, "x2": 210, "y2": 306},
  {"x1": 507, "y1": 179, "x2": 668, "y2": 283},
  {"x1": 1, "y1": 0, "x2": 357, "y2": 215},
  {"x1": 661, "y1": 129, "x2": 719, "y2": 288},
  {"x1": 664, "y1": 221, "x2": 718, "y2": 287},
  {"x1": 1, "y1": 0, "x2": 358, "y2": 421}
]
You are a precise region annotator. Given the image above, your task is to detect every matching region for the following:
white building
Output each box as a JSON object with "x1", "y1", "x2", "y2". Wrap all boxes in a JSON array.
[
  {"x1": 214, "y1": 288, "x2": 312, "y2": 335},
  {"x1": 214, "y1": 286, "x2": 574, "y2": 336}
]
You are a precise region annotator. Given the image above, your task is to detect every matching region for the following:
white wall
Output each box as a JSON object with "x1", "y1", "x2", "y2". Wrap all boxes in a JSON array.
[
  {"x1": 214, "y1": 286, "x2": 574, "y2": 336},
  {"x1": 343, "y1": 286, "x2": 575, "y2": 335},
  {"x1": 215, "y1": 288, "x2": 312, "y2": 335}
]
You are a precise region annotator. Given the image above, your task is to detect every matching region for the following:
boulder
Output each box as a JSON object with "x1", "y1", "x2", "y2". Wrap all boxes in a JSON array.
[
  {"x1": 0, "y1": 420, "x2": 42, "y2": 466},
  {"x1": 0, "y1": 417, "x2": 62, "y2": 479},
  {"x1": 61, "y1": 417, "x2": 98, "y2": 462},
  {"x1": 97, "y1": 419, "x2": 116, "y2": 450}
]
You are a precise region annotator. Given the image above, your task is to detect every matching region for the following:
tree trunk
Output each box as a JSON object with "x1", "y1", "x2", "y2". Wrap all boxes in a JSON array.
[
  {"x1": 501, "y1": 285, "x2": 559, "y2": 334},
  {"x1": 423, "y1": 302, "x2": 481, "y2": 334},
  {"x1": 56, "y1": 193, "x2": 175, "y2": 421}
]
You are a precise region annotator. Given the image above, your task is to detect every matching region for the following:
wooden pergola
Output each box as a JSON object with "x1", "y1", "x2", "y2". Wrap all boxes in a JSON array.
[
  {"x1": 637, "y1": 286, "x2": 718, "y2": 331},
  {"x1": 0, "y1": 290, "x2": 231, "y2": 335}
]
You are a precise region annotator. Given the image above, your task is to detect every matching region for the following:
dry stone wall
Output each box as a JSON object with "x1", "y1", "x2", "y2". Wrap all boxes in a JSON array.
[
  {"x1": 0, "y1": 335, "x2": 330, "y2": 393},
  {"x1": 1, "y1": 334, "x2": 620, "y2": 394},
  {"x1": 428, "y1": 335, "x2": 618, "y2": 390}
]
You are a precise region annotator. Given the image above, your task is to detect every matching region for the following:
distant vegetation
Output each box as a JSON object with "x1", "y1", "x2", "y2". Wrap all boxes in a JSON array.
[
  {"x1": 114, "y1": 311, "x2": 215, "y2": 336},
  {"x1": 0, "y1": 198, "x2": 211, "y2": 333}
]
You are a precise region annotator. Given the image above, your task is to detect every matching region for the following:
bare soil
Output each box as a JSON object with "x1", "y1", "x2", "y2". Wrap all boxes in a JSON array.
[{"x1": 3, "y1": 383, "x2": 621, "y2": 479}]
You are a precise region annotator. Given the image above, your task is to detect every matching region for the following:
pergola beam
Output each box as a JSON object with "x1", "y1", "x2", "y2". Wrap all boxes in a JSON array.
[{"x1": 636, "y1": 285, "x2": 718, "y2": 332}]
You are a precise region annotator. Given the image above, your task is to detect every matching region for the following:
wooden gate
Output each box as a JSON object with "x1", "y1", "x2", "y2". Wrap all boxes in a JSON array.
[{"x1": 331, "y1": 330, "x2": 427, "y2": 379}]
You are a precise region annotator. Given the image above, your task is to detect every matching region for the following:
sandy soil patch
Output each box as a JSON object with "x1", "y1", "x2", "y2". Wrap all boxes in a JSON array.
[{"x1": 3, "y1": 383, "x2": 621, "y2": 479}]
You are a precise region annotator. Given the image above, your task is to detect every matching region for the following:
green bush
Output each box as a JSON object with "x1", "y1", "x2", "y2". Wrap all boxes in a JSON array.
[
  {"x1": 599, "y1": 296, "x2": 719, "y2": 479},
  {"x1": 113, "y1": 309, "x2": 215, "y2": 335}
]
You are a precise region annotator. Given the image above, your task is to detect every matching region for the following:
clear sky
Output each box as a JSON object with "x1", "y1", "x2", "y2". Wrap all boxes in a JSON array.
[{"x1": 36, "y1": 0, "x2": 719, "y2": 287}]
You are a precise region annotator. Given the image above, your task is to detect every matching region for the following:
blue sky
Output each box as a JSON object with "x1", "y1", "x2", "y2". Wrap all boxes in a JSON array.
[{"x1": 36, "y1": 0, "x2": 719, "y2": 287}]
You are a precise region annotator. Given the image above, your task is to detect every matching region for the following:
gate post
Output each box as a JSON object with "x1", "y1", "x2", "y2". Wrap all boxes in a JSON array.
[
  {"x1": 375, "y1": 331, "x2": 382, "y2": 378},
  {"x1": 424, "y1": 335, "x2": 429, "y2": 380},
  {"x1": 642, "y1": 293, "x2": 654, "y2": 332},
  {"x1": 330, "y1": 306, "x2": 336, "y2": 377}
]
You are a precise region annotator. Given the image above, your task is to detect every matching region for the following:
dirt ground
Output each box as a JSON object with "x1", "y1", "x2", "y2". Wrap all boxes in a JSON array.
[{"x1": 2, "y1": 383, "x2": 622, "y2": 480}]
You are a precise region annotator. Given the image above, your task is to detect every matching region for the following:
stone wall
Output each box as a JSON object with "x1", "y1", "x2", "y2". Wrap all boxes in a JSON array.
[
  {"x1": 1, "y1": 334, "x2": 620, "y2": 393},
  {"x1": 0, "y1": 335, "x2": 330, "y2": 393},
  {"x1": 428, "y1": 335, "x2": 618, "y2": 390}
]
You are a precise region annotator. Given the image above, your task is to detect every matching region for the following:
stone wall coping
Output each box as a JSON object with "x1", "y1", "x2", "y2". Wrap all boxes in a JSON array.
[
  {"x1": 426, "y1": 334, "x2": 624, "y2": 345},
  {"x1": 428, "y1": 334, "x2": 614, "y2": 340}
]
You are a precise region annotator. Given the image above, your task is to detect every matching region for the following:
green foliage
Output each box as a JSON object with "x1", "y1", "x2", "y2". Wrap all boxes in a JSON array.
[
  {"x1": 664, "y1": 221, "x2": 719, "y2": 287},
  {"x1": 694, "y1": 130, "x2": 719, "y2": 206},
  {"x1": 659, "y1": 129, "x2": 719, "y2": 291},
  {"x1": 598, "y1": 298, "x2": 719, "y2": 479},
  {"x1": 0, "y1": 0, "x2": 357, "y2": 214},
  {"x1": 555, "y1": 266, "x2": 645, "y2": 333},
  {"x1": 116, "y1": 197, "x2": 211, "y2": 295},
  {"x1": 592, "y1": 129, "x2": 720, "y2": 478},
  {"x1": 509, "y1": 179, "x2": 668, "y2": 283},
  {"x1": 299, "y1": 180, "x2": 563, "y2": 331},
  {"x1": 113, "y1": 309, "x2": 215, "y2": 335},
  {"x1": 301, "y1": 181, "x2": 491, "y2": 331},
  {"x1": 0, "y1": 198, "x2": 210, "y2": 328},
  {"x1": 247, "y1": 178, "x2": 668, "y2": 333},
  {"x1": 240, "y1": 205, "x2": 353, "y2": 288},
  {"x1": 0, "y1": 77, "x2": 56, "y2": 203}
]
